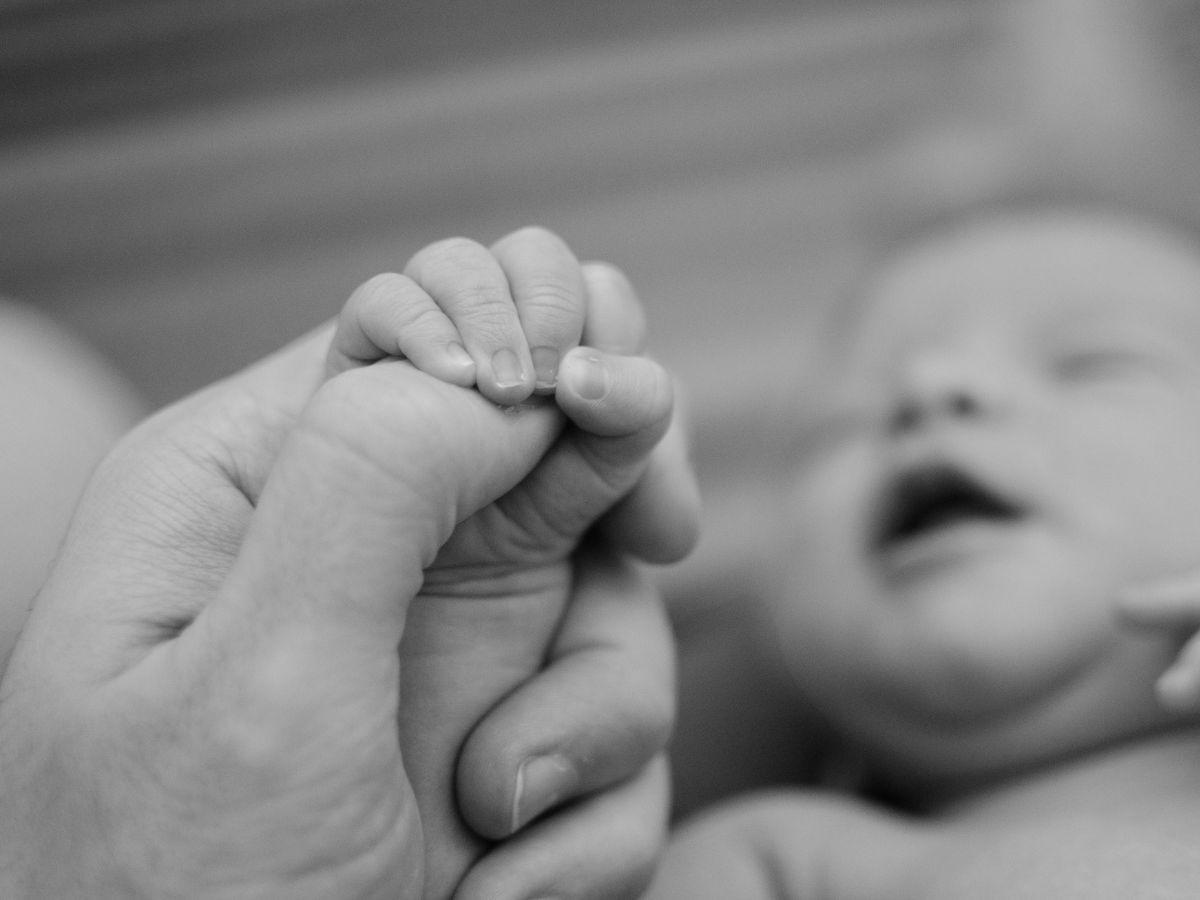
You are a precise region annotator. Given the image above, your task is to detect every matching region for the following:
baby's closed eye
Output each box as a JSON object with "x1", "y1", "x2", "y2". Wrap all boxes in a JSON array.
[
  {"x1": 1050, "y1": 346, "x2": 1150, "y2": 382},
  {"x1": 1047, "y1": 329, "x2": 1184, "y2": 386}
]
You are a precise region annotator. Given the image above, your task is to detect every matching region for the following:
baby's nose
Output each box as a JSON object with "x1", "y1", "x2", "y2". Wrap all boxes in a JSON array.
[{"x1": 887, "y1": 350, "x2": 999, "y2": 435}]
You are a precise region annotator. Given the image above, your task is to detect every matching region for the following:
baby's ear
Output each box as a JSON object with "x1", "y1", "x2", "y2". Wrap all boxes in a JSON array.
[{"x1": 1116, "y1": 570, "x2": 1200, "y2": 713}]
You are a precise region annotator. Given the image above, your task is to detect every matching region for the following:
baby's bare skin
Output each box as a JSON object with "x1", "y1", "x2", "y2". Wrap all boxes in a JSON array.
[
  {"x1": 650, "y1": 209, "x2": 1200, "y2": 898},
  {"x1": 653, "y1": 728, "x2": 1200, "y2": 898}
]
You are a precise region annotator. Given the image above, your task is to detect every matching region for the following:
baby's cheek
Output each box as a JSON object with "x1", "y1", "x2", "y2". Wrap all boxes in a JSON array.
[
  {"x1": 777, "y1": 500, "x2": 876, "y2": 660},
  {"x1": 789, "y1": 463, "x2": 873, "y2": 576},
  {"x1": 1115, "y1": 456, "x2": 1200, "y2": 578}
]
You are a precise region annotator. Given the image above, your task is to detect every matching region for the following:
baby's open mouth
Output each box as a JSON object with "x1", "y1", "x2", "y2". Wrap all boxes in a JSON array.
[{"x1": 872, "y1": 461, "x2": 1024, "y2": 556}]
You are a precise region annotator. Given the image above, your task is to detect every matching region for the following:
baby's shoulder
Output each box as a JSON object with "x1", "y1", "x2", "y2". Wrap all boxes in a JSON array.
[
  {"x1": 924, "y1": 745, "x2": 1200, "y2": 900},
  {"x1": 925, "y1": 802, "x2": 1200, "y2": 899},
  {"x1": 652, "y1": 790, "x2": 934, "y2": 900}
]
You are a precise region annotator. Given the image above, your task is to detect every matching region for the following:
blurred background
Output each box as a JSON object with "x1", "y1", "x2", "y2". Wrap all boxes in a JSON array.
[{"x1": 4, "y1": 0, "x2": 1200, "y2": 816}]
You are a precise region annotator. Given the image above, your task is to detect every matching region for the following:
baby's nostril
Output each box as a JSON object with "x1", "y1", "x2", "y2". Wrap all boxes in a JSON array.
[
  {"x1": 890, "y1": 391, "x2": 979, "y2": 433},
  {"x1": 949, "y1": 392, "x2": 978, "y2": 417}
]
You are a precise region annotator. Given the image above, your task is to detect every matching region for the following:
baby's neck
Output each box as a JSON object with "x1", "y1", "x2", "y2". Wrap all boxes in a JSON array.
[{"x1": 926, "y1": 726, "x2": 1200, "y2": 822}]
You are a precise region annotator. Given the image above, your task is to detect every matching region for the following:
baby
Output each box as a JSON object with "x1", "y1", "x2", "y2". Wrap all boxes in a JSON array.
[
  {"x1": 648, "y1": 206, "x2": 1200, "y2": 897},
  {"x1": 323, "y1": 226, "x2": 694, "y2": 898}
]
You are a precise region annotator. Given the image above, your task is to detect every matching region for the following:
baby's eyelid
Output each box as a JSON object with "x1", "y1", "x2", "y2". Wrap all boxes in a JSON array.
[
  {"x1": 1051, "y1": 346, "x2": 1139, "y2": 378},
  {"x1": 1049, "y1": 341, "x2": 1186, "y2": 389}
]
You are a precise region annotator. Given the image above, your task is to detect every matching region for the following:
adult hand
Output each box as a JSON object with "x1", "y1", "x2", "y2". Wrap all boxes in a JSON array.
[{"x1": 0, "y1": 312, "x2": 695, "y2": 897}]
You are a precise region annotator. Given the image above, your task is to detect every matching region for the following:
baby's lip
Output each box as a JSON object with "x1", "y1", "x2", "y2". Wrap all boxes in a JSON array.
[{"x1": 870, "y1": 459, "x2": 1026, "y2": 557}]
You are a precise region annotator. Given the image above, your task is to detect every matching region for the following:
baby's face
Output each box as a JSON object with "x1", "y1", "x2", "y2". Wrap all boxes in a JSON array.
[{"x1": 775, "y1": 211, "x2": 1200, "y2": 790}]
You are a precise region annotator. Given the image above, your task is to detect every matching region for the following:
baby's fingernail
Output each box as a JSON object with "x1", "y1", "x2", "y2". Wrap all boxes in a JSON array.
[
  {"x1": 446, "y1": 341, "x2": 474, "y2": 374},
  {"x1": 531, "y1": 346, "x2": 560, "y2": 392},
  {"x1": 563, "y1": 352, "x2": 609, "y2": 401},
  {"x1": 491, "y1": 347, "x2": 527, "y2": 389},
  {"x1": 511, "y1": 754, "x2": 577, "y2": 833}
]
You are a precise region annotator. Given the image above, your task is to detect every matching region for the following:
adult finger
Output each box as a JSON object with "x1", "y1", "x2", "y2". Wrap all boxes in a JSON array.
[
  {"x1": 405, "y1": 237, "x2": 534, "y2": 404},
  {"x1": 457, "y1": 544, "x2": 674, "y2": 839},
  {"x1": 456, "y1": 757, "x2": 670, "y2": 900},
  {"x1": 491, "y1": 226, "x2": 587, "y2": 394}
]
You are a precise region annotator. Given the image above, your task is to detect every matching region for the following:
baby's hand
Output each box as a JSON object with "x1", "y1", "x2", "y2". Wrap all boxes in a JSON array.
[
  {"x1": 1119, "y1": 573, "x2": 1200, "y2": 711},
  {"x1": 328, "y1": 226, "x2": 591, "y2": 405}
]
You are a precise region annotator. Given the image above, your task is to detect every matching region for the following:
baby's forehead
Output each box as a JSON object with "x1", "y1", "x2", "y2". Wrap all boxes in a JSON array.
[{"x1": 849, "y1": 208, "x2": 1200, "y2": 350}]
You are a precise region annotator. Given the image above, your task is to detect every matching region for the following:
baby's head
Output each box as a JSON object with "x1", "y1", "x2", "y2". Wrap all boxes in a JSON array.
[{"x1": 773, "y1": 206, "x2": 1200, "y2": 798}]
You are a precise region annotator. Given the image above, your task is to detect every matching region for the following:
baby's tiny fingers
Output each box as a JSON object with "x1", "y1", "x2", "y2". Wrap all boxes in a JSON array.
[
  {"x1": 327, "y1": 273, "x2": 476, "y2": 383},
  {"x1": 557, "y1": 348, "x2": 673, "y2": 445},
  {"x1": 491, "y1": 227, "x2": 586, "y2": 394},
  {"x1": 581, "y1": 260, "x2": 647, "y2": 355},
  {"x1": 596, "y1": 410, "x2": 702, "y2": 565},
  {"x1": 405, "y1": 237, "x2": 534, "y2": 405}
]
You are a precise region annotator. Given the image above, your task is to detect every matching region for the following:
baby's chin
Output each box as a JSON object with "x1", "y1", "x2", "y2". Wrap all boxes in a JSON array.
[{"x1": 807, "y1": 626, "x2": 1171, "y2": 804}]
